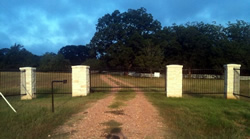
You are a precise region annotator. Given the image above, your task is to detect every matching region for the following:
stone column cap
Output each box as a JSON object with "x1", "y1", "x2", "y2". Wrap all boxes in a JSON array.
[
  {"x1": 19, "y1": 67, "x2": 36, "y2": 71},
  {"x1": 71, "y1": 65, "x2": 90, "y2": 69},
  {"x1": 166, "y1": 65, "x2": 183, "y2": 68},
  {"x1": 223, "y1": 64, "x2": 241, "y2": 68}
]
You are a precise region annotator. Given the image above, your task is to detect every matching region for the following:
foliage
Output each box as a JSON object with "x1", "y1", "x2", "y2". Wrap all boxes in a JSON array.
[
  {"x1": 58, "y1": 45, "x2": 90, "y2": 65},
  {"x1": 90, "y1": 8, "x2": 250, "y2": 70},
  {"x1": 82, "y1": 58, "x2": 106, "y2": 69},
  {"x1": 90, "y1": 8, "x2": 162, "y2": 69},
  {"x1": 0, "y1": 44, "x2": 39, "y2": 69},
  {"x1": 38, "y1": 53, "x2": 70, "y2": 71},
  {"x1": 134, "y1": 39, "x2": 164, "y2": 72}
]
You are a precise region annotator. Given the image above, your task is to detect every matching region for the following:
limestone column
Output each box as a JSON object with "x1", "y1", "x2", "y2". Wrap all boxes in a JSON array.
[
  {"x1": 72, "y1": 65, "x2": 90, "y2": 97},
  {"x1": 166, "y1": 65, "x2": 183, "y2": 97},
  {"x1": 224, "y1": 64, "x2": 241, "y2": 99},
  {"x1": 19, "y1": 67, "x2": 36, "y2": 100}
]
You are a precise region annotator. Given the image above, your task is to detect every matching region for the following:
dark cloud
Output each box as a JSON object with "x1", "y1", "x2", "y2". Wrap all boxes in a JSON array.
[{"x1": 0, "y1": 0, "x2": 249, "y2": 55}]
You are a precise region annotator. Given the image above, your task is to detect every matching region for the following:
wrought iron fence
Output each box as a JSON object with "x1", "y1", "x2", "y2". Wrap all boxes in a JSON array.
[
  {"x1": 0, "y1": 70, "x2": 20, "y2": 96},
  {"x1": 183, "y1": 69, "x2": 224, "y2": 94},
  {"x1": 36, "y1": 70, "x2": 72, "y2": 94}
]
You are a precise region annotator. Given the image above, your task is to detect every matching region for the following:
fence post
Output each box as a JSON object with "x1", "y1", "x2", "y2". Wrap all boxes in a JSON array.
[
  {"x1": 19, "y1": 67, "x2": 36, "y2": 100},
  {"x1": 224, "y1": 64, "x2": 241, "y2": 99},
  {"x1": 166, "y1": 65, "x2": 183, "y2": 97},
  {"x1": 72, "y1": 65, "x2": 90, "y2": 97}
]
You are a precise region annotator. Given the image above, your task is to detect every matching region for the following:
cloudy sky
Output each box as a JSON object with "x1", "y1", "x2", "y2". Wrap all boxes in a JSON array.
[{"x1": 0, "y1": 0, "x2": 249, "y2": 55}]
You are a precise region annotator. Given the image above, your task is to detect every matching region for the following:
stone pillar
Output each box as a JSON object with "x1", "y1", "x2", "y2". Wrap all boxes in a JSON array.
[
  {"x1": 166, "y1": 65, "x2": 183, "y2": 97},
  {"x1": 72, "y1": 65, "x2": 90, "y2": 97},
  {"x1": 224, "y1": 64, "x2": 241, "y2": 99},
  {"x1": 19, "y1": 67, "x2": 36, "y2": 100}
]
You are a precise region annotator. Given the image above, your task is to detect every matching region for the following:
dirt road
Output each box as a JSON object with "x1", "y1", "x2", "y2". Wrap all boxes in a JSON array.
[{"x1": 52, "y1": 75, "x2": 168, "y2": 138}]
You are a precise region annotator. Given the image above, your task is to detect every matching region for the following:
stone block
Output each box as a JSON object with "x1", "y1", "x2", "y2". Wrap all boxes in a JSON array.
[
  {"x1": 224, "y1": 64, "x2": 241, "y2": 99},
  {"x1": 72, "y1": 65, "x2": 90, "y2": 97},
  {"x1": 166, "y1": 65, "x2": 183, "y2": 97}
]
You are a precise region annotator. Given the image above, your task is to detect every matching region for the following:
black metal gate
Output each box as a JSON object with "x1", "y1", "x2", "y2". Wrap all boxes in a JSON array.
[
  {"x1": 183, "y1": 69, "x2": 224, "y2": 95},
  {"x1": 236, "y1": 69, "x2": 250, "y2": 98},
  {"x1": 90, "y1": 68, "x2": 165, "y2": 92}
]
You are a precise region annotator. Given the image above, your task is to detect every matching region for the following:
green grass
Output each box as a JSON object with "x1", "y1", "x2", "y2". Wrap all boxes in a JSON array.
[
  {"x1": 0, "y1": 92, "x2": 108, "y2": 139},
  {"x1": 108, "y1": 89, "x2": 136, "y2": 109},
  {"x1": 145, "y1": 92, "x2": 250, "y2": 139}
]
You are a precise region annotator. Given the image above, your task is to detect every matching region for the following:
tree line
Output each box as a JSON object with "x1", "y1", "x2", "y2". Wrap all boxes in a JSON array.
[{"x1": 0, "y1": 8, "x2": 249, "y2": 71}]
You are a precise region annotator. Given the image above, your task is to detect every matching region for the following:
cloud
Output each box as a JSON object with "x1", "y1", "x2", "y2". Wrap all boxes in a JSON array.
[{"x1": 0, "y1": 0, "x2": 249, "y2": 55}]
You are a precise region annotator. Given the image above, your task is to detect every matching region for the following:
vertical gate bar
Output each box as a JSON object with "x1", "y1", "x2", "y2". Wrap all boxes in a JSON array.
[
  {"x1": 89, "y1": 68, "x2": 92, "y2": 92},
  {"x1": 165, "y1": 67, "x2": 166, "y2": 92}
]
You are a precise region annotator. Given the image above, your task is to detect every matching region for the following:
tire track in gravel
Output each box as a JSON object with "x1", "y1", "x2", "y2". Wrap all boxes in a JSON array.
[
  {"x1": 106, "y1": 75, "x2": 168, "y2": 138},
  {"x1": 52, "y1": 74, "x2": 169, "y2": 138},
  {"x1": 52, "y1": 75, "x2": 122, "y2": 138}
]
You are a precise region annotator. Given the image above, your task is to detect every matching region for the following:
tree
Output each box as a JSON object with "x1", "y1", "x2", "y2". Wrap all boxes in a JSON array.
[
  {"x1": 0, "y1": 44, "x2": 38, "y2": 69},
  {"x1": 90, "y1": 7, "x2": 162, "y2": 69},
  {"x1": 223, "y1": 20, "x2": 250, "y2": 68},
  {"x1": 58, "y1": 45, "x2": 90, "y2": 65},
  {"x1": 38, "y1": 53, "x2": 70, "y2": 71},
  {"x1": 134, "y1": 39, "x2": 164, "y2": 73},
  {"x1": 82, "y1": 58, "x2": 106, "y2": 70}
]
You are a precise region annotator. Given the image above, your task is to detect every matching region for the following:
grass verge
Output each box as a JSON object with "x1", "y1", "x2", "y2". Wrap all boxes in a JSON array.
[
  {"x1": 145, "y1": 92, "x2": 250, "y2": 139},
  {"x1": 0, "y1": 92, "x2": 108, "y2": 139}
]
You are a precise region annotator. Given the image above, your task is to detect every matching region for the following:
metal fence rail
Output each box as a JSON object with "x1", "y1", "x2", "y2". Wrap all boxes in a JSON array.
[
  {"x1": 36, "y1": 70, "x2": 72, "y2": 94},
  {"x1": 183, "y1": 69, "x2": 224, "y2": 94},
  {"x1": 0, "y1": 70, "x2": 20, "y2": 96}
]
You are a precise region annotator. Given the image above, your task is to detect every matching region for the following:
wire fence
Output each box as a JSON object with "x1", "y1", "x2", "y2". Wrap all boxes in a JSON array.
[
  {"x1": 183, "y1": 69, "x2": 224, "y2": 95},
  {"x1": 0, "y1": 70, "x2": 20, "y2": 96},
  {"x1": 36, "y1": 70, "x2": 72, "y2": 94}
]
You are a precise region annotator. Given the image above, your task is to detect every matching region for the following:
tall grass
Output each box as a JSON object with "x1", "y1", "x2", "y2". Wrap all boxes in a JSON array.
[
  {"x1": 0, "y1": 92, "x2": 108, "y2": 139},
  {"x1": 145, "y1": 92, "x2": 250, "y2": 138}
]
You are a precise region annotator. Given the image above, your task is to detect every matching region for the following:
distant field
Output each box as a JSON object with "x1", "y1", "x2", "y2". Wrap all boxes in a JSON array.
[
  {"x1": 0, "y1": 71, "x2": 20, "y2": 95},
  {"x1": 36, "y1": 72, "x2": 72, "y2": 94}
]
